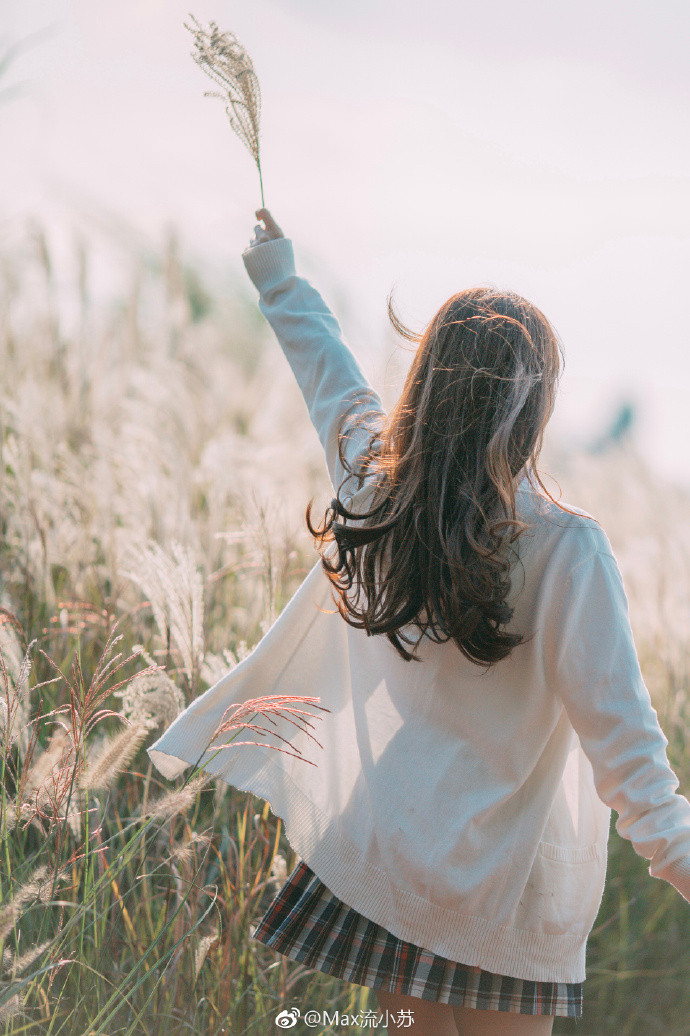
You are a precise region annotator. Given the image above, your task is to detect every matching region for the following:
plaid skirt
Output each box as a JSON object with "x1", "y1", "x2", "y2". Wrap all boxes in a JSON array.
[{"x1": 251, "y1": 858, "x2": 583, "y2": 1018}]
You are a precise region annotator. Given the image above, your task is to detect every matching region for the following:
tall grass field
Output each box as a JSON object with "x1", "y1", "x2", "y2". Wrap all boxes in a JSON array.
[{"x1": 1, "y1": 222, "x2": 689, "y2": 1035}]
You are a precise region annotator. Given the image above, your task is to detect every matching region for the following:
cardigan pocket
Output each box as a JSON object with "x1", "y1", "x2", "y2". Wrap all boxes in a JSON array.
[
  {"x1": 537, "y1": 840, "x2": 603, "y2": 865},
  {"x1": 514, "y1": 840, "x2": 608, "y2": 938}
]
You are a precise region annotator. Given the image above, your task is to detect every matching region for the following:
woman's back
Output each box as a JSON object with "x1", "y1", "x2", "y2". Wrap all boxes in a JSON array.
[
  {"x1": 331, "y1": 476, "x2": 612, "y2": 946},
  {"x1": 148, "y1": 226, "x2": 690, "y2": 992}
]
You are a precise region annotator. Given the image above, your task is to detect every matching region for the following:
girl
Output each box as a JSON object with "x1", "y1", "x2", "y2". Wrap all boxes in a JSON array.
[{"x1": 148, "y1": 210, "x2": 690, "y2": 1034}]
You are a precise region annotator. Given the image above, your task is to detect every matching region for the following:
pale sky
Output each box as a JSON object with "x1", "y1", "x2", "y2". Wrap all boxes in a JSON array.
[{"x1": 3, "y1": 0, "x2": 690, "y2": 483}]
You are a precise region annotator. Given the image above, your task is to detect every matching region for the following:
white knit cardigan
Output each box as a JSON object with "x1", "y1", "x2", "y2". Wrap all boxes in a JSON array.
[{"x1": 148, "y1": 237, "x2": 690, "y2": 984}]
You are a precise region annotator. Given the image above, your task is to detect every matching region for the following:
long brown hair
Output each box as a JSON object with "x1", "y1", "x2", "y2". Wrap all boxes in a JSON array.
[{"x1": 306, "y1": 286, "x2": 563, "y2": 666}]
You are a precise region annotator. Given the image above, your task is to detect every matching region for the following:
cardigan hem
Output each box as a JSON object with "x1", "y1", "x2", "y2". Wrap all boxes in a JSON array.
[{"x1": 147, "y1": 735, "x2": 588, "y2": 984}]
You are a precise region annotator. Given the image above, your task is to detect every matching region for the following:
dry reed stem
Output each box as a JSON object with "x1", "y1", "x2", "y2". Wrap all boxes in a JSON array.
[{"x1": 185, "y1": 15, "x2": 265, "y2": 204}]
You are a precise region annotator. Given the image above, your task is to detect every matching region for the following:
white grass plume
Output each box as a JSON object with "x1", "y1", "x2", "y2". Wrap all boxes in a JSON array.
[
  {"x1": 123, "y1": 541, "x2": 204, "y2": 696},
  {"x1": 142, "y1": 771, "x2": 211, "y2": 821},
  {"x1": 269, "y1": 852, "x2": 288, "y2": 892},
  {"x1": 0, "y1": 616, "x2": 35, "y2": 762},
  {"x1": 185, "y1": 15, "x2": 265, "y2": 205},
  {"x1": 194, "y1": 930, "x2": 219, "y2": 981},
  {"x1": 167, "y1": 830, "x2": 212, "y2": 867},
  {"x1": 0, "y1": 993, "x2": 22, "y2": 1024},
  {"x1": 81, "y1": 720, "x2": 150, "y2": 791},
  {"x1": 19, "y1": 725, "x2": 70, "y2": 812},
  {"x1": 0, "y1": 862, "x2": 54, "y2": 942},
  {"x1": 2, "y1": 939, "x2": 52, "y2": 979},
  {"x1": 113, "y1": 664, "x2": 185, "y2": 732}
]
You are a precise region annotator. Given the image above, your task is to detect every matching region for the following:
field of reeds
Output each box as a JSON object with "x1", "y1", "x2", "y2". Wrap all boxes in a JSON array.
[{"x1": 1, "y1": 220, "x2": 689, "y2": 1035}]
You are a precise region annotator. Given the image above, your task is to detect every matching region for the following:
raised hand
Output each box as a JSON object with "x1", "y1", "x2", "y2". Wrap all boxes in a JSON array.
[{"x1": 249, "y1": 208, "x2": 285, "y2": 247}]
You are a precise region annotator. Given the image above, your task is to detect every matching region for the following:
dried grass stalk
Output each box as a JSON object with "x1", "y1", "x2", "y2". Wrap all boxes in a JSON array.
[
  {"x1": 206, "y1": 694, "x2": 330, "y2": 767},
  {"x1": 185, "y1": 15, "x2": 265, "y2": 205}
]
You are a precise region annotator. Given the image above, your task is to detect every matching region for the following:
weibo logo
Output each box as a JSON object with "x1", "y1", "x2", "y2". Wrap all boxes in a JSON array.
[{"x1": 275, "y1": 1007, "x2": 300, "y2": 1028}]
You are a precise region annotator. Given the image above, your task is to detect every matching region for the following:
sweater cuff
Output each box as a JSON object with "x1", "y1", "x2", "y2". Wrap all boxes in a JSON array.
[
  {"x1": 652, "y1": 855, "x2": 690, "y2": 903},
  {"x1": 242, "y1": 238, "x2": 296, "y2": 294}
]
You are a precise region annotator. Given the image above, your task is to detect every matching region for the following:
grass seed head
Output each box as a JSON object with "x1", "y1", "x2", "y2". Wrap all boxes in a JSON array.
[
  {"x1": 185, "y1": 14, "x2": 264, "y2": 203},
  {"x1": 81, "y1": 720, "x2": 150, "y2": 791},
  {"x1": 144, "y1": 771, "x2": 211, "y2": 821}
]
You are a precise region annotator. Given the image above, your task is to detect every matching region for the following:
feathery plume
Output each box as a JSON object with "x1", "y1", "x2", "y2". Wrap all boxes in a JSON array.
[
  {"x1": 205, "y1": 694, "x2": 330, "y2": 767},
  {"x1": 19, "y1": 725, "x2": 70, "y2": 815},
  {"x1": 0, "y1": 862, "x2": 55, "y2": 943},
  {"x1": 80, "y1": 720, "x2": 149, "y2": 791},
  {"x1": 185, "y1": 15, "x2": 265, "y2": 206},
  {"x1": 142, "y1": 771, "x2": 211, "y2": 821},
  {"x1": 2, "y1": 939, "x2": 52, "y2": 979},
  {"x1": 0, "y1": 994, "x2": 22, "y2": 1024},
  {"x1": 194, "y1": 931, "x2": 219, "y2": 981},
  {"x1": 167, "y1": 831, "x2": 212, "y2": 867},
  {"x1": 114, "y1": 665, "x2": 185, "y2": 733},
  {"x1": 0, "y1": 615, "x2": 36, "y2": 762},
  {"x1": 123, "y1": 541, "x2": 204, "y2": 697},
  {"x1": 0, "y1": 904, "x2": 18, "y2": 944}
]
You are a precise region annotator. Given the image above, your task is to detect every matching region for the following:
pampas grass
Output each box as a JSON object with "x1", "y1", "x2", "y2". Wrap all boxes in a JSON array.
[
  {"x1": 123, "y1": 540, "x2": 205, "y2": 696},
  {"x1": 0, "y1": 614, "x2": 36, "y2": 762},
  {"x1": 0, "y1": 216, "x2": 336, "y2": 1035},
  {"x1": 0, "y1": 215, "x2": 688, "y2": 1033},
  {"x1": 185, "y1": 15, "x2": 265, "y2": 206}
]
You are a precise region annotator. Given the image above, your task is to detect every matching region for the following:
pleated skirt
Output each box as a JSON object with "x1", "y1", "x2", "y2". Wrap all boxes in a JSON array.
[{"x1": 251, "y1": 858, "x2": 584, "y2": 1018}]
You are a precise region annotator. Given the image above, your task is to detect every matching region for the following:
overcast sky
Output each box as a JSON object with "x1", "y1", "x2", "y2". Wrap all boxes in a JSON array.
[{"x1": 3, "y1": 0, "x2": 690, "y2": 483}]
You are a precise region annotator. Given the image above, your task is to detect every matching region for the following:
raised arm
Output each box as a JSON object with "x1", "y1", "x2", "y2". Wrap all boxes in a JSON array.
[{"x1": 242, "y1": 210, "x2": 386, "y2": 497}]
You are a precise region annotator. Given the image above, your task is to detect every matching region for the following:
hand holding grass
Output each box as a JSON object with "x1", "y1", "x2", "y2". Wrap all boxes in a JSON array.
[{"x1": 250, "y1": 208, "x2": 284, "y2": 247}]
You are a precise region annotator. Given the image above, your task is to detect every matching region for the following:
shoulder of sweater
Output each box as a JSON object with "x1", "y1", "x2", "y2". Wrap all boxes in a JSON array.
[{"x1": 515, "y1": 478, "x2": 614, "y2": 565}]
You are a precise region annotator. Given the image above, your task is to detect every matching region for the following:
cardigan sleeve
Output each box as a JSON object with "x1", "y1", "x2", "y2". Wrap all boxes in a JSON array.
[
  {"x1": 242, "y1": 238, "x2": 386, "y2": 497},
  {"x1": 551, "y1": 544, "x2": 690, "y2": 903}
]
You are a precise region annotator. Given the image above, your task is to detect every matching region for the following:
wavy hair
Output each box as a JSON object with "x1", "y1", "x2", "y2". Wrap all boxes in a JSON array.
[{"x1": 306, "y1": 286, "x2": 563, "y2": 666}]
